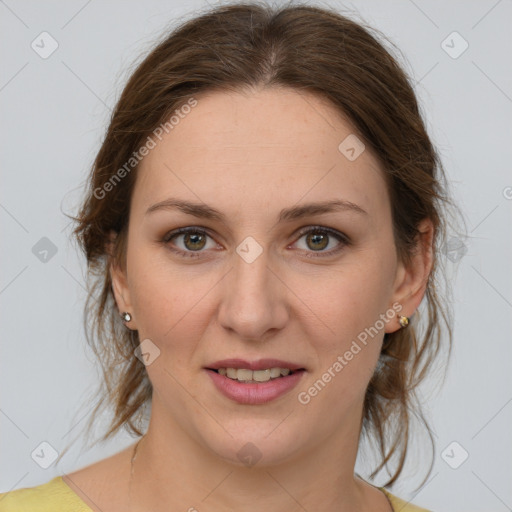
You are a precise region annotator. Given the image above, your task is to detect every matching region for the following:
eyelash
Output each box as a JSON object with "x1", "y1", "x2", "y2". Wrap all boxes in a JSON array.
[{"x1": 162, "y1": 226, "x2": 350, "y2": 260}]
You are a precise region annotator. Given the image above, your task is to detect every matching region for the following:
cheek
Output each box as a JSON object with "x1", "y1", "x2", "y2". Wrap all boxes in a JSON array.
[
  {"x1": 299, "y1": 252, "x2": 396, "y2": 401},
  {"x1": 308, "y1": 257, "x2": 395, "y2": 349},
  {"x1": 127, "y1": 250, "x2": 219, "y2": 358}
]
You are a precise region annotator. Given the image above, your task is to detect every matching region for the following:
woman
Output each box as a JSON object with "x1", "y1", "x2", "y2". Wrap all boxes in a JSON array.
[{"x1": 0, "y1": 2, "x2": 455, "y2": 510}]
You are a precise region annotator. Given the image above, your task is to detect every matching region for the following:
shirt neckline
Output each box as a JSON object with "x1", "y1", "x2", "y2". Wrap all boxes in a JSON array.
[{"x1": 57, "y1": 475, "x2": 400, "y2": 511}]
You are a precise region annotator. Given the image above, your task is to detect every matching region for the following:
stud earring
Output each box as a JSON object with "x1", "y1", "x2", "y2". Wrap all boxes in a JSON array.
[
  {"x1": 398, "y1": 315, "x2": 409, "y2": 328},
  {"x1": 121, "y1": 312, "x2": 132, "y2": 322}
]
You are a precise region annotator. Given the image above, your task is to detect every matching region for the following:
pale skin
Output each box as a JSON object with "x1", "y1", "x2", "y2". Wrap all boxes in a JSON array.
[{"x1": 63, "y1": 87, "x2": 433, "y2": 511}]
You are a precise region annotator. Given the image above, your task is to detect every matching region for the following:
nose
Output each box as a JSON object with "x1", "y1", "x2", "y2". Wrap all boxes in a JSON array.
[{"x1": 217, "y1": 243, "x2": 289, "y2": 342}]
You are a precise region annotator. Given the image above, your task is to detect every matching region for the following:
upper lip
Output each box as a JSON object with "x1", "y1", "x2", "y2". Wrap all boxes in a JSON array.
[{"x1": 205, "y1": 358, "x2": 306, "y2": 371}]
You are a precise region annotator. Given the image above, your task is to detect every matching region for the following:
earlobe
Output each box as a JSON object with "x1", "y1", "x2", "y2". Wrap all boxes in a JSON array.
[
  {"x1": 111, "y1": 262, "x2": 137, "y2": 329},
  {"x1": 108, "y1": 230, "x2": 137, "y2": 329},
  {"x1": 386, "y1": 218, "x2": 434, "y2": 333}
]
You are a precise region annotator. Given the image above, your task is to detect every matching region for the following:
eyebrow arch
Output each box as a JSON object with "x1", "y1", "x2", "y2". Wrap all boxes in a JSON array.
[{"x1": 145, "y1": 198, "x2": 368, "y2": 222}]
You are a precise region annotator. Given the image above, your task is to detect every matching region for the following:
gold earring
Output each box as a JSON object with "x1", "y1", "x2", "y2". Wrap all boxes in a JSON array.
[{"x1": 398, "y1": 315, "x2": 409, "y2": 328}]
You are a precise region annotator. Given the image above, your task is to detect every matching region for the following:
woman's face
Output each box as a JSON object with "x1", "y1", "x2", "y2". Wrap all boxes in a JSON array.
[{"x1": 112, "y1": 87, "x2": 425, "y2": 466}]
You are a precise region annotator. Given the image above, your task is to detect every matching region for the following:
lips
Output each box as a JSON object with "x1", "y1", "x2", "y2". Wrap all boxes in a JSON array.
[
  {"x1": 205, "y1": 358, "x2": 306, "y2": 372},
  {"x1": 203, "y1": 358, "x2": 307, "y2": 404},
  {"x1": 205, "y1": 367, "x2": 306, "y2": 404}
]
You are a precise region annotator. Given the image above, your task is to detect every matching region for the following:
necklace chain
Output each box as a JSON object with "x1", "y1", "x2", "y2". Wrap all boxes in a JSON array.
[
  {"x1": 127, "y1": 434, "x2": 393, "y2": 512},
  {"x1": 128, "y1": 434, "x2": 145, "y2": 510}
]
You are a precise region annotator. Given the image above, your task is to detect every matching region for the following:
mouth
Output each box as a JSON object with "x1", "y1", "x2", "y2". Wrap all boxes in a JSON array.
[
  {"x1": 203, "y1": 359, "x2": 307, "y2": 404},
  {"x1": 206, "y1": 367, "x2": 305, "y2": 383}
]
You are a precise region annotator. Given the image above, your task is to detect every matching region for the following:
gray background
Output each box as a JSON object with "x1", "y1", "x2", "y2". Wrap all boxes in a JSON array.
[{"x1": 1, "y1": 1, "x2": 511, "y2": 511}]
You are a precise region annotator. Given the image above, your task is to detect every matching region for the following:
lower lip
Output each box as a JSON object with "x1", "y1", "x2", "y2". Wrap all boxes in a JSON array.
[{"x1": 205, "y1": 369, "x2": 305, "y2": 405}]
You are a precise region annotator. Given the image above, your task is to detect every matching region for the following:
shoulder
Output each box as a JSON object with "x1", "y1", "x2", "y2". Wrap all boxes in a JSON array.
[
  {"x1": 380, "y1": 487, "x2": 433, "y2": 512},
  {"x1": 0, "y1": 476, "x2": 92, "y2": 511},
  {"x1": 0, "y1": 443, "x2": 136, "y2": 512}
]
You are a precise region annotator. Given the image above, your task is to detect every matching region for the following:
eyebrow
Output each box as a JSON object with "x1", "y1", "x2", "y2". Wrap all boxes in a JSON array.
[{"x1": 145, "y1": 198, "x2": 368, "y2": 222}]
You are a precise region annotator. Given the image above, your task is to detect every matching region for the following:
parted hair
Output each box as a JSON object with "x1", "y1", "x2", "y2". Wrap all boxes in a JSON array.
[{"x1": 65, "y1": 1, "x2": 459, "y2": 488}]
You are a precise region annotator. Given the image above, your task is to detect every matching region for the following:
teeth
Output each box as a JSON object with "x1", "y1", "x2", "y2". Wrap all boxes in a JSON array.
[
  {"x1": 269, "y1": 368, "x2": 281, "y2": 378},
  {"x1": 237, "y1": 369, "x2": 253, "y2": 381},
  {"x1": 216, "y1": 367, "x2": 295, "y2": 382}
]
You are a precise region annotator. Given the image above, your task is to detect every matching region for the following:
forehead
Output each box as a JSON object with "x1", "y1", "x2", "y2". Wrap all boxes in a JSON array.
[{"x1": 132, "y1": 87, "x2": 389, "y2": 221}]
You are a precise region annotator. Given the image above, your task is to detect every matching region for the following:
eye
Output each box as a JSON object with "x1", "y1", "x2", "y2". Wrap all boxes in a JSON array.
[
  {"x1": 291, "y1": 226, "x2": 349, "y2": 258},
  {"x1": 163, "y1": 227, "x2": 218, "y2": 258},
  {"x1": 162, "y1": 225, "x2": 350, "y2": 260}
]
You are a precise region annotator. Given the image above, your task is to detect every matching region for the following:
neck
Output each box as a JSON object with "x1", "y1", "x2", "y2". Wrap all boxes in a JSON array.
[{"x1": 128, "y1": 398, "x2": 383, "y2": 512}]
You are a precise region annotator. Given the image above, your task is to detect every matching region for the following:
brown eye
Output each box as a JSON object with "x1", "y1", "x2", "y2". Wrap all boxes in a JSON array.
[
  {"x1": 163, "y1": 227, "x2": 216, "y2": 258},
  {"x1": 182, "y1": 231, "x2": 207, "y2": 251},
  {"x1": 293, "y1": 226, "x2": 349, "y2": 258},
  {"x1": 305, "y1": 231, "x2": 329, "y2": 251}
]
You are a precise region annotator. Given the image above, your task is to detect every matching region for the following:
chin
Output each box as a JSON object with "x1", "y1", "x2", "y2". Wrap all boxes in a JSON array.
[{"x1": 199, "y1": 424, "x2": 307, "y2": 469}]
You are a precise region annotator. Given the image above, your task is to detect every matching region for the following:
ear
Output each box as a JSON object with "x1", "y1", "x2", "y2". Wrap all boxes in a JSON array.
[
  {"x1": 107, "y1": 230, "x2": 137, "y2": 330},
  {"x1": 385, "y1": 218, "x2": 434, "y2": 333}
]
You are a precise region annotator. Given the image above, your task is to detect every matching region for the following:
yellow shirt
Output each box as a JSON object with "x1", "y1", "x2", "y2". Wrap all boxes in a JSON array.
[{"x1": 0, "y1": 476, "x2": 431, "y2": 511}]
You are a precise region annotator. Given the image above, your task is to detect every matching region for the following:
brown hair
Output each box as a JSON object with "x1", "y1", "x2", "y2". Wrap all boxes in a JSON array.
[{"x1": 64, "y1": 1, "x2": 461, "y2": 488}]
